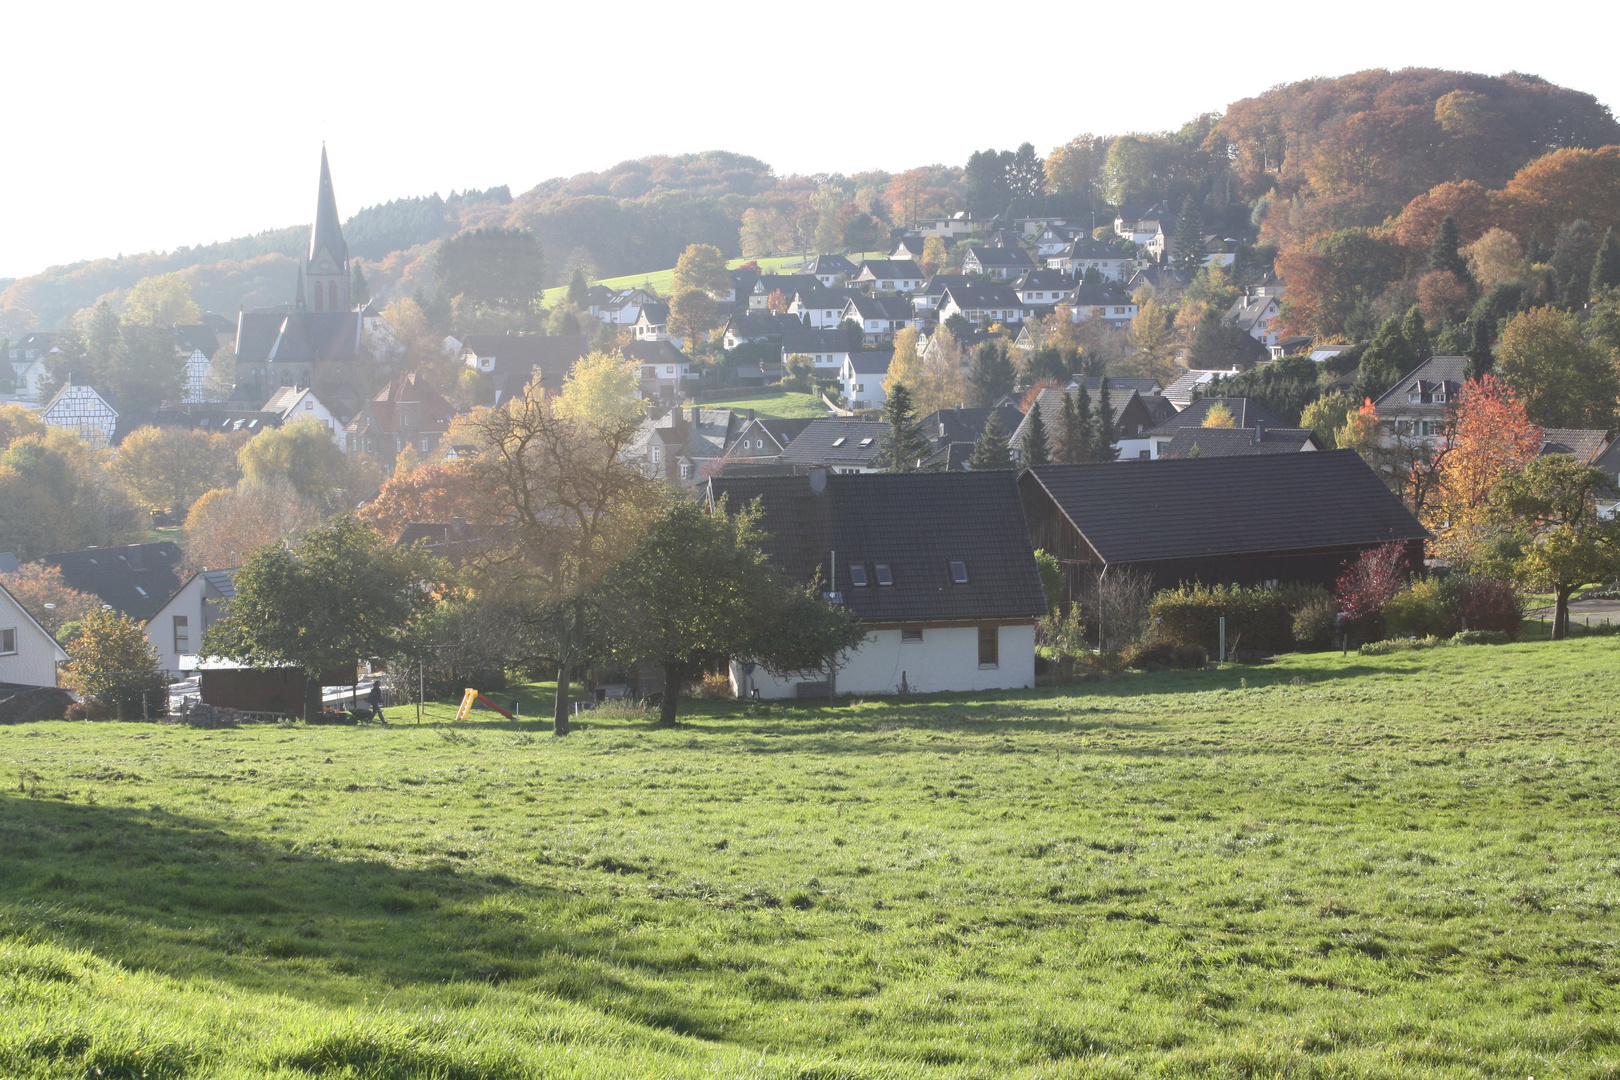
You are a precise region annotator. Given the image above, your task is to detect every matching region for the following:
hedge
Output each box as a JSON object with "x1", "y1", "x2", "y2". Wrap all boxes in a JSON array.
[{"x1": 1149, "y1": 583, "x2": 1330, "y2": 655}]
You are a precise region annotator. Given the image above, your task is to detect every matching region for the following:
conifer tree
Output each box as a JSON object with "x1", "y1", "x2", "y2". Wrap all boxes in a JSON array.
[
  {"x1": 1465, "y1": 314, "x2": 1496, "y2": 382},
  {"x1": 968, "y1": 411, "x2": 1014, "y2": 470},
  {"x1": 1590, "y1": 227, "x2": 1620, "y2": 296},
  {"x1": 1401, "y1": 305, "x2": 1431, "y2": 361},
  {"x1": 1352, "y1": 313, "x2": 1416, "y2": 403},
  {"x1": 880, "y1": 383, "x2": 932, "y2": 472},
  {"x1": 1427, "y1": 215, "x2": 1469, "y2": 280},
  {"x1": 1173, "y1": 197, "x2": 1206, "y2": 271},
  {"x1": 966, "y1": 340, "x2": 1015, "y2": 408},
  {"x1": 1057, "y1": 388, "x2": 1090, "y2": 464},
  {"x1": 567, "y1": 268, "x2": 590, "y2": 307},
  {"x1": 1091, "y1": 378, "x2": 1117, "y2": 461},
  {"x1": 350, "y1": 260, "x2": 370, "y2": 307},
  {"x1": 1022, "y1": 405, "x2": 1050, "y2": 467}
]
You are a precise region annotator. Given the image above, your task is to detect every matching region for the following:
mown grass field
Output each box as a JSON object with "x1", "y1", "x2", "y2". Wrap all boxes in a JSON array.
[
  {"x1": 696, "y1": 388, "x2": 830, "y2": 419},
  {"x1": 3, "y1": 640, "x2": 1619, "y2": 1078},
  {"x1": 540, "y1": 252, "x2": 888, "y2": 306}
]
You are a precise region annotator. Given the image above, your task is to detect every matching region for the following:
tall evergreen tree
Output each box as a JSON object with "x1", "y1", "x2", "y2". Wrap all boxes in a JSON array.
[
  {"x1": 1022, "y1": 405, "x2": 1050, "y2": 467},
  {"x1": 966, "y1": 340, "x2": 1015, "y2": 408},
  {"x1": 1465, "y1": 314, "x2": 1496, "y2": 382},
  {"x1": 567, "y1": 267, "x2": 590, "y2": 307},
  {"x1": 1427, "y1": 215, "x2": 1469, "y2": 279},
  {"x1": 350, "y1": 261, "x2": 370, "y2": 307},
  {"x1": 1401, "y1": 305, "x2": 1431, "y2": 362},
  {"x1": 1091, "y1": 378, "x2": 1117, "y2": 461},
  {"x1": 1352, "y1": 313, "x2": 1416, "y2": 403},
  {"x1": 1057, "y1": 388, "x2": 1091, "y2": 464},
  {"x1": 880, "y1": 383, "x2": 932, "y2": 472},
  {"x1": 1173, "y1": 197, "x2": 1206, "y2": 271},
  {"x1": 1551, "y1": 219, "x2": 1599, "y2": 309},
  {"x1": 967, "y1": 411, "x2": 1014, "y2": 470},
  {"x1": 1590, "y1": 226, "x2": 1620, "y2": 297}
]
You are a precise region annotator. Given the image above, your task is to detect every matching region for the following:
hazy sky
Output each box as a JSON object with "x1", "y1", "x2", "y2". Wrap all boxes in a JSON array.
[{"x1": 5, "y1": 0, "x2": 1618, "y2": 279}]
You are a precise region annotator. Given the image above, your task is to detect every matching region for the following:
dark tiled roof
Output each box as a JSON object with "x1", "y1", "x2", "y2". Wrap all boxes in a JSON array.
[
  {"x1": 918, "y1": 274, "x2": 975, "y2": 298},
  {"x1": 778, "y1": 419, "x2": 892, "y2": 468},
  {"x1": 781, "y1": 325, "x2": 853, "y2": 354},
  {"x1": 621, "y1": 340, "x2": 691, "y2": 366},
  {"x1": 919, "y1": 406, "x2": 1023, "y2": 447},
  {"x1": 792, "y1": 288, "x2": 854, "y2": 311},
  {"x1": 638, "y1": 302, "x2": 670, "y2": 324},
  {"x1": 1022, "y1": 451, "x2": 1427, "y2": 565},
  {"x1": 1539, "y1": 428, "x2": 1611, "y2": 463},
  {"x1": 42, "y1": 541, "x2": 184, "y2": 622},
  {"x1": 1014, "y1": 269, "x2": 1075, "y2": 290},
  {"x1": 964, "y1": 246, "x2": 1034, "y2": 268},
  {"x1": 0, "y1": 552, "x2": 20, "y2": 575},
  {"x1": 1074, "y1": 376, "x2": 1163, "y2": 396},
  {"x1": 1063, "y1": 237, "x2": 1127, "y2": 259},
  {"x1": 940, "y1": 285, "x2": 1022, "y2": 310},
  {"x1": 1371, "y1": 356, "x2": 1469, "y2": 417},
  {"x1": 751, "y1": 417, "x2": 817, "y2": 447},
  {"x1": 707, "y1": 471, "x2": 1046, "y2": 623},
  {"x1": 1159, "y1": 427, "x2": 1322, "y2": 457},
  {"x1": 1069, "y1": 283, "x2": 1134, "y2": 307},
  {"x1": 1011, "y1": 387, "x2": 1153, "y2": 449},
  {"x1": 754, "y1": 274, "x2": 820, "y2": 296},
  {"x1": 807, "y1": 254, "x2": 857, "y2": 275},
  {"x1": 857, "y1": 259, "x2": 923, "y2": 281},
  {"x1": 1144, "y1": 397, "x2": 1286, "y2": 436},
  {"x1": 844, "y1": 351, "x2": 892, "y2": 376},
  {"x1": 844, "y1": 295, "x2": 914, "y2": 321}
]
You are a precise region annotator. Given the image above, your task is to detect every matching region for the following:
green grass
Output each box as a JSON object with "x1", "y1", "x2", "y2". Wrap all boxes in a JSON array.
[
  {"x1": 541, "y1": 252, "x2": 888, "y2": 306},
  {"x1": 4, "y1": 641, "x2": 1620, "y2": 1078},
  {"x1": 695, "y1": 388, "x2": 830, "y2": 419}
]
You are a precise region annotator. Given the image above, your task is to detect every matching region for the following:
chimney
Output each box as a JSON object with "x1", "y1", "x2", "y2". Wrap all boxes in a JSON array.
[
  {"x1": 1253, "y1": 419, "x2": 1264, "y2": 445},
  {"x1": 746, "y1": 408, "x2": 755, "y2": 422},
  {"x1": 809, "y1": 467, "x2": 828, "y2": 494}
]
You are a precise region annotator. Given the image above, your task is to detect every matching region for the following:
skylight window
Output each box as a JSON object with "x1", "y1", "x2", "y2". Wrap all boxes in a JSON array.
[
  {"x1": 849, "y1": 565, "x2": 868, "y2": 587},
  {"x1": 135, "y1": 587, "x2": 147, "y2": 596},
  {"x1": 875, "y1": 563, "x2": 894, "y2": 586},
  {"x1": 858, "y1": 437, "x2": 873, "y2": 447},
  {"x1": 831, "y1": 436, "x2": 847, "y2": 446},
  {"x1": 950, "y1": 561, "x2": 969, "y2": 584}
]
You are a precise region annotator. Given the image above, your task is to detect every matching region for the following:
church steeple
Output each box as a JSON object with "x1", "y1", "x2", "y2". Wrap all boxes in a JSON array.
[{"x1": 303, "y1": 146, "x2": 350, "y2": 312}]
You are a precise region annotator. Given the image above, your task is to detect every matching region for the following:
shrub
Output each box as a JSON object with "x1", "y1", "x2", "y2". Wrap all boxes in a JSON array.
[
  {"x1": 1383, "y1": 579, "x2": 1453, "y2": 639},
  {"x1": 1445, "y1": 576, "x2": 1525, "y2": 640},
  {"x1": 1336, "y1": 542, "x2": 1409, "y2": 621},
  {"x1": 693, "y1": 671, "x2": 734, "y2": 700},
  {"x1": 1360, "y1": 635, "x2": 1445, "y2": 655},
  {"x1": 1292, "y1": 599, "x2": 1339, "y2": 651},
  {"x1": 1452, "y1": 629, "x2": 1509, "y2": 645},
  {"x1": 1150, "y1": 583, "x2": 1329, "y2": 655},
  {"x1": 1172, "y1": 643, "x2": 1208, "y2": 669},
  {"x1": 1123, "y1": 640, "x2": 1207, "y2": 670}
]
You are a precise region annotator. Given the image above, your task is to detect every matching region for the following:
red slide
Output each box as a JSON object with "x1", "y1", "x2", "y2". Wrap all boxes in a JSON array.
[{"x1": 473, "y1": 694, "x2": 514, "y2": 720}]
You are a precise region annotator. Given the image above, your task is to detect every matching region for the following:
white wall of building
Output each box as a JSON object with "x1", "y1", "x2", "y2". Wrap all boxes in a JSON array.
[
  {"x1": 731, "y1": 623, "x2": 1036, "y2": 699},
  {"x1": 0, "y1": 589, "x2": 66, "y2": 687}
]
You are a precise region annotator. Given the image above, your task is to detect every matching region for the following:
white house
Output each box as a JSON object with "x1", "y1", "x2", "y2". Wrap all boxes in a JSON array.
[
  {"x1": 1068, "y1": 284, "x2": 1138, "y2": 326},
  {"x1": 841, "y1": 352, "x2": 892, "y2": 411},
  {"x1": 840, "y1": 295, "x2": 915, "y2": 344},
  {"x1": 145, "y1": 569, "x2": 236, "y2": 676},
  {"x1": 263, "y1": 387, "x2": 343, "y2": 446},
  {"x1": 706, "y1": 470, "x2": 1046, "y2": 700},
  {"x1": 0, "y1": 578, "x2": 68, "y2": 688},
  {"x1": 1013, "y1": 269, "x2": 1075, "y2": 307},
  {"x1": 781, "y1": 324, "x2": 854, "y2": 375},
  {"x1": 961, "y1": 245, "x2": 1035, "y2": 281},
  {"x1": 937, "y1": 285, "x2": 1026, "y2": 327},
  {"x1": 853, "y1": 260, "x2": 924, "y2": 296},
  {"x1": 1226, "y1": 285, "x2": 1286, "y2": 346},
  {"x1": 1045, "y1": 237, "x2": 1132, "y2": 281},
  {"x1": 40, "y1": 383, "x2": 118, "y2": 449},
  {"x1": 788, "y1": 289, "x2": 854, "y2": 330}
]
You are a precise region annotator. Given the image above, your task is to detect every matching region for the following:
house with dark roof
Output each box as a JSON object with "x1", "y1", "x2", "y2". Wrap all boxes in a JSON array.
[
  {"x1": 1539, "y1": 428, "x2": 1611, "y2": 464},
  {"x1": 263, "y1": 386, "x2": 343, "y2": 445},
  {"x1": 840, "y1": 352, "x2": 894, "y2": 412},
  {"x1": 1068, "y1": 284, "x2": 1137, "y2": 326},
  {"x1": 913, "y1": 274, "x2": 976, "y2": 314},
  {"x1": 1046, "y1": 237, "x2": 1131, "y2": 280},
  {"x1": 624, "y1": 339, "x2": 698, "y2": 403},
  {"x1": 632, "y1": 302, "x2": 673, "y2": 343},
  {"x1": 840, "y1": 294, "x2": 915, "y2": 344},
  {"x1": 460, "y1": 333, "x2": 591, "y2": 403},
  {"x1": 1018, "y1": 451, "x2": 1428, "y2": 598},
  {"x1": 806, "y1": 254, "x2": 857, "y2": 288},
  {"x1": 173, "y1": 319, "x2": 232, "y2": 404},
  {"x1": 853, "y1": 260, "x2": 924, "y2": 295},
  {"x1": 707, "y1": 470, "x2": 1046, "y2": 698},
  {"x1": 40, "y1": 383, "x2": 118, "y2": 449},
  {"x1": 891, "y1": 235, "x2": 955, "y2": 263},
  {"x1": 751, "y1": 275, "x2": 821, "y2": 311},
  {"x1": 1010, "y1": 385, "x2": 1158, "y2": 461},
  {"x1": 722, "y1": 310, "x2": 798, "y2": 349},
  {"x1": 1371, "y1": 356, "x2": 1468, "y2": 446},
  {"x1": 345, "y1": 372, "x2": 456, "y2": 472},
  {"x1": 937, "y1": 285, "x2": 1026, "y2": 328},
  {"x1": 145, "y1": 404, "x2": 282, "y2": 439},
  {"x1": 961, "y1": 245, "x2": 1035, "y2": 281},
  {"x1": 626, "y1": 406, "x2": 747, "y2": 487},
  {"x1": 1158, "y1": 426, "x2": 1323, "y2": 458},
  {"x1": 144, "y1": 568, "x2": 238, "y2": 675},
  {"x1": 0, "y1": 576, "x2": 69, "y2": 688},
  {"x1": 778, "y1": 419, "x2": 893, "y2": 473},
  {"x1": 919, "y1": 406, "x2": 1024, "y2": 450},
  {"x1": 1138, "y1": 396, "x2": 1287, "y2": 459},
  {"x1": 42, "y1": 541, "x2": 184, "y2": 622},
  {"x1": 1226, "y1": 285, "x2": 1286, "y2": 347},
  {"x1": 781, "y1": 324, "x2": 855, "y2": 374},
  {"x1": 722, "y1": 414, "x2": 818, "y2": 468},
  {"x1": 789, "y1": 288, "x2": 857, "y2": 329},
  {"x1": 1013, "y1": 268, "x2": 1075, "y2": 308}
]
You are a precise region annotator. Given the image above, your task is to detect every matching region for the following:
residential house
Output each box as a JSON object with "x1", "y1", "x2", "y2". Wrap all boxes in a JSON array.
[
  {"x1": 840, "y1": 352, "x2": 893, "y2": 411},
  {"x1": 1539, "y1": 429, "x2": 1611, "y2": 463},
  {"x1": 632, "y1": 302, "x2": 673, "y2": 343},
  {"x1": 722, "y1": 311, "x2": 796, "y2": 350},
  {"x1": 624, "y1": 339, "x2": 698, "y2": 402},
  {"x1": 778, "y1": 419, "x2": 893, "y2": 473},
  {"x1": 1226, "y1": 285, "x2": 1286, "y2": 346},
  {"x1": 5, "y1": 333, "x2": 56, "y2": 403},
  {"x1": 911, "y1": 213, "x2": 977, "y2": 239},
  {"x1": 42, "y1": 540, "x2": 184, "y2": 622},
  {"x1": 1067, "y1": 284, "x2": 1137, "y2": 326},
  {"x1": 1371, "y1": 355, "x2": 1468, "y2": 445},
  {"x1": 789, "y1": 288, "x2": 856, "y2": 330},
  {"x1": 460, "y1": 333, "x2": 592, "y2": 403},
  {"x1": 1046, "y1": 236, "x2": 1131, "y2": 281},
  {"x1": 145, "y1": 568, "x2": 236, "y2": 676},
  {"x1": 806, "y1": 254, "x2": 857, "y2": 288},
  {"x1": 706, "y1": 470, "x2": 1046, "y2": 698},
  {"x1": 890, "y1": 236, "x2": 926, "y2": 262},
  {"x1": 751, "y1": 275, "x2": 820, "y2": 311},
  {"x1": 961, "y1": 244, "x2": 1035, "y2": 281},
  {"x1": 721, "y1": 267, "x2": 762, "y2": 305},
  {"x1": 1010, "y1": 385, "x2": 1159, "y2": 460},
  {"x1": 1157, "y1": 426, "x2": 1323, "y2": 458},
  {"x1": 1125, "y1": 266, "x2": 1194, "y2": 294},
  {"x1": 840, "y1": 294, "x2": 915, "y2": 344},
  {"x1": 1018, "y1": 451, "x2": 1429, "y2": 598},
  {"x1": 782, "y1": 324, "x2": 855, "y2": 375},
  {"x1": 599, "y1": 287, "x2": 658, "y2": 326},
  {"x1": 853, "y1": 260, "x2": 924, "y2": 296},
  {"x1": 1137, "y1": 396, "x2": 1289, "y2": 459},
  {"x1": 1113, "y1": 202, "x2": 1173, "y2": 244},
  {"x1": 1013, "y1": 269, "x2": 1075, "y2": 308},
  {"x1": 937, "y1": 285, "x2": 1026, "y2": 328},
  {"x1": 1143, "y1": 215, "x2": 1179, "y2": 262},
  {"x1": 173, "y1": 319, "x2": 232, "y2": 403},
  {"x1": 919, "y1": 406, "x2": 1024, "y2": 451},
  {"x1": 1017, "y1": 216, "x2": 1072, "y2": 237},
  {"x1": 40, "y1": 383, "x2": 118, "y2": 449},
  {"x1": 147, "y1": 405, "x2": 282, "y2": 438},
  {"x1": 1164, "y1": 368, "x2": 1231, "y2": 408},
  {"x1": 627, "y1": 406, "x2": 746, "y2": 487},
  {"x1": 1072, "y1": 376, "x2": 1175, "y2": 427},
  {"x1": 913, "y1": 274, "x2": 975, "y2": 314},
  {"x1": 1031, "y1": 225, "x2": 1081, "y2": 257},
  {"x1": 263, "y1": 386, "x2": 343, "y2": 446},
  {"x1": 720, "y1": 413, "x2": 818, "y2": 469},
  {"x1": 345, "y1": 372, "x2": 456, "y2": 471},
  {"x1": 0, "y1": 577, "x2": 69, "y2": 688}
]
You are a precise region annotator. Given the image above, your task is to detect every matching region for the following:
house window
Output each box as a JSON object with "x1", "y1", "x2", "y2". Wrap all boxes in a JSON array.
[
  {"x1": 950, "y1": 561, "x2": 968, "y2": 584},
  {"x1": 858, "y1": 437, "x2": 873, "y2": 447},
  {"x1": 421, "y1": 439, "x2": 430, "y2": 451},
  {"x1": 305, "y1": 400, "x2": 314, "y2": 409},
  {"x1": 0, "y1": 627, "x2": 14, "y2": 656},
  {"x1": 651, "y1": 447, "x2": 662, "y2": 463},
  {"x1": 832, "y1": 436, "x2": 847, "y2": 446},
  {"x1": 874, "y1": 563, "x2": 894, "y2": 586},
  {"x1": 978, "y1": 626, "x2": 999, "y2": 668},
  {"x1": 680, "y1": 463, "x2": 691, "y2": 479},
  {"x1": 173, "y1": 615, "x2": 189, "y2": 653},
  {"x1": 850, "y1": 565, "x2": 868, "y2": 587},
  {"x1": 901, "y1": 629, "x2": 923, "y2": 643}
]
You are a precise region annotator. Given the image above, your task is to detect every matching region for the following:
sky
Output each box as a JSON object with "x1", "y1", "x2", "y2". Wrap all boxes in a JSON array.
[{"x1": 4, "y1": 0, "x2": 1619, "y2": 280}]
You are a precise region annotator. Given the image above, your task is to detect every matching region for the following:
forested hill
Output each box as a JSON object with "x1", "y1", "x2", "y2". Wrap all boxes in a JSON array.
[{"x1": 3, "y1": 70, "x2": 1617, "y2": 337}]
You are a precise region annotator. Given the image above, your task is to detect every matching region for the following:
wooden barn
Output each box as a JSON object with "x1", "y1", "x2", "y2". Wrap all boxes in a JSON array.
[{"x1": 1018, "y1": 450, "x2": 1428, "y2": 597}]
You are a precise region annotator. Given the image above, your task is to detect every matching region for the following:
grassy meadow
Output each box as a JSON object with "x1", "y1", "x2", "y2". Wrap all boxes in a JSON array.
[
  {"x1": 540, "y1": 252, "x2": 888, "y2": 307},
  {"x1": 695, "y1": 388, "x2": 830, "y2": 419},
  {"x1": 3, "y1": 640, "x2": 1619, "y2": 1078}
]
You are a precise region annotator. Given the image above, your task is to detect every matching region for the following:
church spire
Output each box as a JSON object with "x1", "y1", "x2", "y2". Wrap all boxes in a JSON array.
[{"x1": 309, "y1": 145, "x2": 347, "y2": 270}]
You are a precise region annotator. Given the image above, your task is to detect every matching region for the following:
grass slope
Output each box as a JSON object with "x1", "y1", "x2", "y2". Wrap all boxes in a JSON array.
[
  {"x1": 540, "y1": 252, "x2": 888, "y2": 307},
  {"x1": 3, "y1": 641, "x2": 1620, "y2": 1078},
  {"x1": 695, "y1": 388, "x2": 829, "y2": 419}
]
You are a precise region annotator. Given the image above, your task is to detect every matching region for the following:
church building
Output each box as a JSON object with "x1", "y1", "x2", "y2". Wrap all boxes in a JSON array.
[{"x1": 230, "y1": 149, "x2": 384, "y2": 427}]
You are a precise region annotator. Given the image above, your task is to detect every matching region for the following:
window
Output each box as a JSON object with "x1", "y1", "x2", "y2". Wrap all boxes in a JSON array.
[
  {"x1": 875, "y1": 563, "x2": 894, "y2": 586},
  {"x1": 173, "y1": 615, "x2": 189, "y2": 653},
  {"x1": 858, "y1": 437, "x2": 873, "y2": 447},
  {"x1": 832, "y1": 436, "x2": 847, "y2": 446},
  {"x1": 1408, "y1": 393, "x2": 1422, "y2": 404},
  {"x1": 680, "y1": 463, "x2": 691, "y2": 479},
  {"x1": 134, "y1": 586, "x2": 147, "y2": 597},
  {"x1": 950, "y1": 560, "x2": 968, "y2": 584},
  {"x1": 421, "y1": 439, "x2": 430, "y2": 451},
  {"x1": 651, "y1": 447, "x2": 662, "y2": 463},
  {"x1": 305, "y1": 399, "x2": 314, "y2": 410},
  {"x1": 0, "y1": 627, "x2": 14, "y2": 656},
  {"x1": 901, "y1": 629, "x2": 923, "y2": 643},
  {"x1": 849, "y1": 564, "x2": 868, "y2": 587},
  {"x1": 978, "y1": 626, "x2": 999, "y2": 667}
]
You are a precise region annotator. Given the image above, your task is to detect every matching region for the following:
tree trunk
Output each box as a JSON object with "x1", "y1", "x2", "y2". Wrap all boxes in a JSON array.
[
  {"x1": 552, "y1": 660, "x2": 571, "y2": 736},
  {"x1": 659, "y1": 662, "x2": 681, "y2": 726},
  {"x1": 1553, "y1": 588, "x2": 1572, "y2": 641},
  {"x1": 304, "y1": 675, "x2": 323, "y2": 722}
]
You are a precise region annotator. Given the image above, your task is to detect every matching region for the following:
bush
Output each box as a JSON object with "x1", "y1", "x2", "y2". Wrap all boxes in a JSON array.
[
  {"x1": 1360, "y1": 635, "x2": 1445, "y2": 655},
  {"x1": 1123, "y1": 640, "x2": 1206, "y2": 670},
  {"x1": 1292, "y1": 599, "x2": 1339, "y2": 651},
  {"x1": 692, "y1": 671, "x2": 734, "y2": 700},
  {"x1": 1150, "y1": 583, "x2": 1330, "y2": 655},
  {"x1": 1445, "y1": 576, "x2": 1525, "y2": 640},
  {"x1": 1452, "y1": 629, "x2": 1509, "y2": 645},
  {"x1": 1383, "y1": 579, "x2": 1452, "y2": 639}
]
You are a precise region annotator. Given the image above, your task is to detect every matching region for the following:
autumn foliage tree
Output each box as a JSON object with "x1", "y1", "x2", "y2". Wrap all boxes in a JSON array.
[
  {"x1": 356, "y1": 463, "x2": 482, "y2": 543},
  {"x1": 1425, "y1": 374, "x2": 1543, "y2": 565}
]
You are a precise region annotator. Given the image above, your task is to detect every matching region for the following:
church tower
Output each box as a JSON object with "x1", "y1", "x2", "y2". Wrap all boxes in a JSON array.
[{"x1": 302, "y1": 146, "x2": 350, "y2": 312}]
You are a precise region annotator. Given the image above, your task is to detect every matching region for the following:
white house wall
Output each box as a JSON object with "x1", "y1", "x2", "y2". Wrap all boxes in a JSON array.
[
  {"x1": 0, "y1": 595, "x2": 64, "y2": 688},
  {"x1": 731, "y1": 624, "x2": 1035, "y2": 699}
]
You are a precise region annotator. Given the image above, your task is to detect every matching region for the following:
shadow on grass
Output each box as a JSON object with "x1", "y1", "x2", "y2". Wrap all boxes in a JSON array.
[{"x1": 0, "y1": 795, "x2": 726, "y2": 1040}]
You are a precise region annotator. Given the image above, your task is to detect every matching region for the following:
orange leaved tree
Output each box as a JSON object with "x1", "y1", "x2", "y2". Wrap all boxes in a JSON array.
[{"x1": 1425, "y1": 374, "x2": 1542, "y2": 565}]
